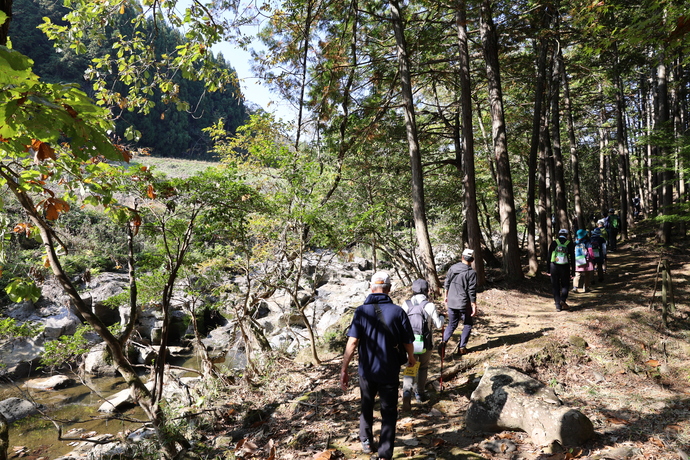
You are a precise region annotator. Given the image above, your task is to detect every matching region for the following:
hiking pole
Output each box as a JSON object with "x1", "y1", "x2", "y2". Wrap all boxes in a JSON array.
[{"x1": 439, "y1": 330, "x2": 445, "y2": 392}]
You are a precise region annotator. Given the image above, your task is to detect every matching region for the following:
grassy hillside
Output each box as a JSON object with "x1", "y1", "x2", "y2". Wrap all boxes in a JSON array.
[{"x1": 130, "y1": 155, "x2": 220, "y2": 178}]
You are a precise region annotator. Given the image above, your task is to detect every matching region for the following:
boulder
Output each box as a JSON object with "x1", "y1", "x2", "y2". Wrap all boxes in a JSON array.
[
  {"x1": 24, "y1": 375, "x2": 75, "y2": 391},
  {"x1": 83, "y1": 342, "x2": 119, "y2": 377},
  {"x1": 0, "y1": 397, "x2": 42, "y2": 423},
  {"x1": 41, "y1": 307, "x2": 81, "y2": 339},
  {"x1": 98, "y1": 377, "x2": 200, "y2": 413},
  {"x1": 0, "y1": 337, "x2": 44, "y2": 379},
  {"x1": 466, "y1": 366, "x2": 594, "y2": 446}
]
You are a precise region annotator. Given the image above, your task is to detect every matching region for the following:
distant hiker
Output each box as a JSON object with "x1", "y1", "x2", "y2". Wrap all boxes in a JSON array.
[
  {"x1": 590, "y1": 227, "x2": 607, "y2": 283},
  {"x1": 573, "y1": 229, "x2": 595, "y2": 293},
  {"x1": 604, "y1": 208, "x2": 620, "y2": 251},
  {"x1": 401, "y1": 279, "x2": 445, "y2": 410},
  {"x1": 340, "y1": 271, "x2": 415, "y2": 460},
  {"x1": 439, "y1": 248, "x2": 478, "y2": 359},
  {"x1": 632, "y1": 196, "x2": 641, "y2": 220},
  {"x1": 548, "y1": 229, "x2": 575, "y2": 311},
  {"x1": 596, "y1": 219, "x2": 609, "y2": 242}
]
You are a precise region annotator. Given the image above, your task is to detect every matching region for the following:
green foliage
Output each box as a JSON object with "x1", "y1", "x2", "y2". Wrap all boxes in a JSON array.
[
  {"x1": 41, "y1": 324, "x2": 93, "y2": 369},
  {"x1": 0, "y1": 317, "x2": 43, "y2": 340},
  {"x1": 5, "y1": 277, "x2": 41, "y2": 303},
  {"x1": 8, "y1": 0, "x2": 247, "y2": 158}
]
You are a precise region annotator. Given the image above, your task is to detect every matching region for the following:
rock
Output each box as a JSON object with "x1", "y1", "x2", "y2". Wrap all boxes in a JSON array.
[
  {"x1": 42, "y1": 307, "x2": 81, "y2": 339},
  {"x1": 24, "y1": 375, "x2": 75, "y2": 390},
  {"x1": 466, "y1": 366, "x2": 594, "y2": 446},
  {"x1": 0, "y1": 337, "x2": 44, "y2": 379},
  {"x1": 84, "y1": 342, "x2": 119, "y2": 377},
  {"x1": 0, "y1": 397, "x2": 42, "y2": 423},
  {"x1": 99, "y1": 377, "x2": 201, "y2": 413}
]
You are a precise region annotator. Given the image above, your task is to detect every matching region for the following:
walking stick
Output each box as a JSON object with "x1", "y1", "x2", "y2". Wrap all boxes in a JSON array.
[{"x1": 439, "y1": 331, "x2": 445, "y2": 392}]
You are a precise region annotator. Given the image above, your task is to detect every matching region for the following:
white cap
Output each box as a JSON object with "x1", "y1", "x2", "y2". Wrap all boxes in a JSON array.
[
  {"x1": 558, "y1": 229, "x2": 568, "y2": 235},
  {"x1": 462, "y1": 248, "x2": 475, "y2": 258},
  {"x1": 370, "y1": 271, "x2": 391, "y2": 287}
]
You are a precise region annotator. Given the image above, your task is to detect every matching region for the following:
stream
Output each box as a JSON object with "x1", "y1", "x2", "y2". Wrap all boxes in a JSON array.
[{"x1": 1, "y1": 352, "x2": 219, "y2": 459}]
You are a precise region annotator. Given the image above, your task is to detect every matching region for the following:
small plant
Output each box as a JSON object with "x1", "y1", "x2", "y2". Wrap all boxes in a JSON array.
[
  {"x1": 0, "y1": 317, "x2": 43, "y2": 340},
  {"x1": 5, "y1": 277, "x2": 41, "y2": 303},
  {"x1": 41, "y1": 324, "x2": 94, "y2": 370}
]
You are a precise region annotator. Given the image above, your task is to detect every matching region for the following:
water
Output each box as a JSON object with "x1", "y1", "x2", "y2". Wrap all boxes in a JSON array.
[{"x1": 2, "y1": 375, "x2": 144, "y2": 458}]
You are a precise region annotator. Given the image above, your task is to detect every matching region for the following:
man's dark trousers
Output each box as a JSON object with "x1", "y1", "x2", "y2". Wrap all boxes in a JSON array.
[
  {"x1": 550, "y1": 262, "x2": 570, "y2": 308},
  {"x1": 359, "y1": 377, "x2": 398, "y2": 459}
]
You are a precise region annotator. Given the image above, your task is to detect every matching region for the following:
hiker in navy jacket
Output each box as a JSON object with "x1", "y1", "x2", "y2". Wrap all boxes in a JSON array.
[{"x1": 340, "y1": 271, "x2": 415, "y2": 460}]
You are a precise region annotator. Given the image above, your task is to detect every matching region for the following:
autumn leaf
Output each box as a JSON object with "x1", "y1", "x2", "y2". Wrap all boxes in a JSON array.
[
  {"x1": 44, "y1": 198, "x2": 71, "y2": 221},
  {"x1": 62, "y1": 104, "x2": 79, "y2": 118},
  {"x1": 606, "y1": 416, "x2": 629, "y2": 425},
  {"x1": 645, "y1": 359, "x2": 660, "y2": 367},
  {"x1": 30, "y1": 139, "x2": 56, "y2": 162},
  {"x1": 130, "y1": 213, "x2": 142, "y2": 236},
  {"x1": 266, "y1": 445, "x2": 277, "y2": 460},
  {"x1": 312, "y1": 448, "x2": 336, "y2": 460},
  {"x1": 13, "y1": 223, "x2": 33, "y2": 236},
  {"x1": 147, "y1": 184, "x2": 156, "y2": 199}
]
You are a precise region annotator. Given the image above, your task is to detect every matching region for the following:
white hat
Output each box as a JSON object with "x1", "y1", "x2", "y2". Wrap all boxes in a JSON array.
[
  {"x1": 558, "y1": 229, "x2": 568, "y2": 235},
  {"x1": 462, "y1": 248, "x2": 475, "y2": 258},
  {"x1": 370, "y1": 271, "x2": 391, "y2": 286}
]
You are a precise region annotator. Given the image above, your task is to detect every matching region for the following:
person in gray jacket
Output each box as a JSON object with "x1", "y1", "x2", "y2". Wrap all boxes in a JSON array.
[
  {"x1": 439, "y1": 248, "x2": 478, "y2": 358},
  {"x1": 400, "y1": 279, "x2": 445, "y2": 408}
]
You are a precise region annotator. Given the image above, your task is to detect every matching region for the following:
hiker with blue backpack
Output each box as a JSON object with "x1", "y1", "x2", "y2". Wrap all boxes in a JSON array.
[
  {"x1": 400, "y1": 279, "x2": 445, "y2": 410},
  {"x1": 573, "y1": 229, "x2": 595, "y2": 293}
]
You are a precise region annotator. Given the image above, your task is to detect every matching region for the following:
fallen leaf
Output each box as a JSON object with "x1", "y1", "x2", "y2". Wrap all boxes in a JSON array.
[
  {"x1": 313, "y1": 449, "x2": 336, "y2": 460},
  {"x1": 606, "y1": 416, "x2": 629, "y2": 425},
  {"x1": 646, "y1": 359, "x2": 660, "y2": 367},
  {"x1": 432, "y1": 438, "x2": 445, "y2": 446},
  {"x1": 650, "y1": 437, "x2": 665, "y2": 447}
]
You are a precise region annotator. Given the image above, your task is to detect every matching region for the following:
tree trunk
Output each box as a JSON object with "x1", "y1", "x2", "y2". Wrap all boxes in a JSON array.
[
  {"x1": 456, "y1": 0, "x2": 485, "y2": 286},
  {"x1": 389, "y1": 0, "x2": 441, "y2": 293},
  {"x1": 552, "y1": 47, "x2": 568, "y2": 232},
  {"x1": 657, "y1": 59, "x2": 673, "y2": 244},
  {"x1": 479, "y1": 0, "x2": 522, "y2": 280},
  {"x1": 526, "y1": 12, "x2": 549, "y2": 276},
  {"x1": 560, "y1": 56, "x2": 583, "y2": 230}
]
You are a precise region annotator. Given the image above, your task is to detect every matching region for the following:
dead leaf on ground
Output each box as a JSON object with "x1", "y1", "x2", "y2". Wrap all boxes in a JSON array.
[
  {"x1": 606, "y1": 416, "x2": 629, "y2": 425},
  {"x1": 313, "y1": 449, "x2": 338, "y2": 459},
  {"x1": 646, "y1": 359, "x2": 660, "y2": 367}
]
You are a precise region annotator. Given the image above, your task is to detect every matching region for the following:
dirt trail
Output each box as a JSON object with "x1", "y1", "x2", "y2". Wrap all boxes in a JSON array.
[{"x1": 322, "y1": 231, "x2": 690, "y2": 460}]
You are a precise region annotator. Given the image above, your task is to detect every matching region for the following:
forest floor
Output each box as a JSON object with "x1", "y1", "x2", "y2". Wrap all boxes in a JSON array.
[{"x1": 209, "y1": 219, "x2": 690, "y2": 460}]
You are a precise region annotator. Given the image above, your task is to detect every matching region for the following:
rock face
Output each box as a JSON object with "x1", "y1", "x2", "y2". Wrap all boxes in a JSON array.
[
  {"x1": 0, "y1": 397, "x2": 41, "y2": 423},
  {"x1": 24, "y1": 375, "x2": 75, "y2": 391},
  {"x1": 466, "y1": 366, "x2": 594, "y2": 446},
  {"x1": 83, "y1": 342, "x2": 119, "y2": 377}
]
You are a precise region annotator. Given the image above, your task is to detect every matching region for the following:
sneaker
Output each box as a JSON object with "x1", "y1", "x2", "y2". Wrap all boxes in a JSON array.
[
  {"x1": 560, "y1": 300, "x2": 569, "y2": 310},
  {"x1": 361, "y1": 439, "x2": 372, "y2": 454},
  {"x1": 402, "y1": 391, "x2": 411, "y2": 412},
  {"x1": 458, "y1": 347, "x2": 468, "y2": 355},
  {"x1": 415, "y1": 392, "x2": 429, "y2": 402},
  {"x1": 556, "y1": 307, "x2": 562, "y2": 312}
]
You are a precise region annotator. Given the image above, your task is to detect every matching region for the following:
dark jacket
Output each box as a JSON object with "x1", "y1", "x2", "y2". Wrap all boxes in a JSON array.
[
  {"x1": 346, "y1": 293, "x2": 414, "y2": 383},
  {"x1": 548, "y1": 238, "x2": 576, "y2": 277},
  {"x1": 443, "y1": 262, "x2": 477, "y2": 311}
]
